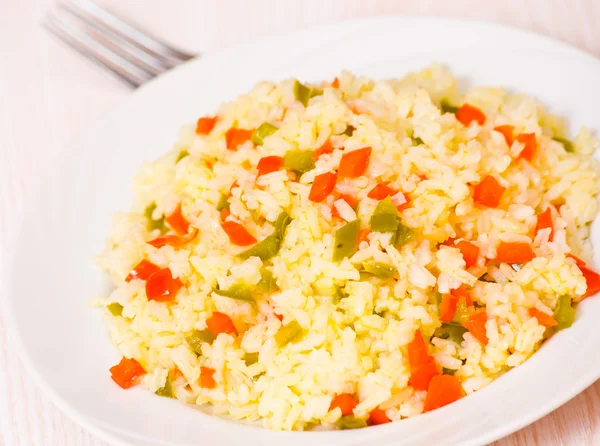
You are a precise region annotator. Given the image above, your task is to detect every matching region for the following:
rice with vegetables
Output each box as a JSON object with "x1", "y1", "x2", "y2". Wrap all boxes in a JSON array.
[{"x1": 96, "y1": 64, "x2": 600, "y2": 431}]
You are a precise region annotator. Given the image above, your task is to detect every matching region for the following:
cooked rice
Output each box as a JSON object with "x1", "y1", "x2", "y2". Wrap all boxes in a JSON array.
[{"x1": 95, "y1": 64, "x2": 599, "y2": 431}]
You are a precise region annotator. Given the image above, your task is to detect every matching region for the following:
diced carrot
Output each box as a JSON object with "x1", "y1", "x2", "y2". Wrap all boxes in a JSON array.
[
  {"x1": 274, "y1": 313, "x2": 284, "y2": 322},
  {"x1": 439, "y1": 294, "x2": 459, "y2": 322},
  {"x1": 110, "y1": 357, "x2": 146, "y2": 389},
  {"x1": 332, "y1": 77, "x2": 340, "y2": 89},
  {"x1": 407, "y1": 330, "x2": 430, "y2": 373},
  {"x1": 367, "y1": 181, "x2": 397, "y2": 200},
  {"x1": 206, "y1": 312, "x2": 237, "y2": 335},
  {"x1": 455, "y1": 240, "x2": 479, "y2": 268},
  {"x1": 165, "y1": 203, "x2": 190, "y2": 235},
  {"x1": 221, "y1": 221, "x2": 257, "y2": 246},
  {"x1": 423, "y1": 375, "x2": 464, "y2": 412},
  {"x1": 170, "y1": 367, "x2": 184, "y2": 380},
  {"x1": 125, "y1": 259, "x2": 160, "y2": 282},
  {"x1": 473, "y1": 176, "x2": 506, "y2": 208},
  {"x1": 581, "y1": 266, "x2": 600, "y2": 299},
  {"x1": 496, "y1": 242, "x2": 535, "y2": 263},
  {"x1": 331, "y1": 193, "x2": 358, "y2": 219},
  {"x1": 225, "y1": 128, "x2": 253, "y2": 151},
  {"x1": 220, "y1": 208, "x2": 230, "y2": 221},
  {"x1": 462, "y1": 312, "x2": 488, "y2": 345},
  {"x1": 338, "y1": 147, "x2": 372, "y2": 178},
  {"x1": 494, "y1": 125, "x2": 514, "y2": 147},
  {"x1": 456, "y1": 103, "x2": 486, "y2": 126},
  {"x1": 309, "y1": 171, "x2": 337, "y2": 203},
  {"x1": 330, "y1": 393, "x2": 358, "y2": 416},
  {"x1": 148, "y1": 228, "x2": 199, "y2": 248},
  {"x1": 145, "y1": 268, "x2": 183, "y2": 302},
  {"x1": 528, "y1": 308, "x2": 558, "y2": 327},
  {"x1": 451, "y1": 286, "x2": 473, "y2": 307},
  {"x1": 567, "y1": 253, "x2": 587, "y2": 270},
  {"x1": 515, "y1": 133, "x2": 537, "y2": 161},
  {"x1": 256, "y1": 156, "x2": 283, "y2": 177},
  {"x1": 368, "y1": 408, "x2": 391, "y2": 425},
  {"x1": 535, "y1": 207, "x2": 553, "y2": 241},
  {"x1": 199, "y1": 367, "x2": 217, "y2": 389},
  {"x1": 394, "y1": 194, "x2": 411, "y2": 212},
  {"x1": 196, "y1": 116, "x2": 217, "y2": 135},
  {"x1": 357, "y1": 229, "x2": 371, "y2": 246},
  {"x1": 313, "y1": 140, "x2": 335, "y2": 160},
  {"x1": 228, "y1": 181, "x2": 239, "y2": 197},
  {"x1": 409, "y1": 356, "x2": 439, "y2": 391}
]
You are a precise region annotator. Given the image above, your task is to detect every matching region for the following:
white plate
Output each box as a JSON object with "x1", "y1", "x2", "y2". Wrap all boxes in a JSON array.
[{"x1": 3, "y1": 16, "x2": 600, "y2": 446}]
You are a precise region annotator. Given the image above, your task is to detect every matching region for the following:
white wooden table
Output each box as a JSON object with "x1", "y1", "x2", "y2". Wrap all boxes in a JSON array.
[{"x1": 1, "y1": 0, "x2": 599, "y2": 444}]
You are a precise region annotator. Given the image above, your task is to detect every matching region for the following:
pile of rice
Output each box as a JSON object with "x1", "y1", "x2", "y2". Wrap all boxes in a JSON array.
[{"x1": 95, "y1": 64, "x2": 599, "y2": 431}]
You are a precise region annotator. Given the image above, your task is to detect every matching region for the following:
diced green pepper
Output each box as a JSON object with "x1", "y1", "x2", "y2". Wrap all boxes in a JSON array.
[
  {"x1": 186, "y1": 329, "x2": 216, "y2": 355},
  {"x1": 435, "y1": 292, "x2": 443, "y2": 315},
  {"x1": 333, "y1": 219, "x2": 361, "y2": 261},
  {"x1": 251, "y1": 122, "x2": 278, "y2": 145},
  {"x1": 107, "y1": 302, "x2": 123, "y2": 317},
  {"x1": 257, "y1": 267, "x2": 278, "y2": 293},
  {"x1": 144, "y1": 202, "x2": 168, "y2": 234},
  {"x1": 336, "y1": 415, "x2": 368, "y2": 430},
  {"x1": 155, "y1": 376, "x2": 174, "y2": 398},
  {"x1": 394, "y1": 223, "x2": 414, "y2": 246},
  {"x1": 216, "y1": 194, "x2": 229, "y2": 212},
  {"x1": 413, "y1": 137, "x2": 425, "y2": 145},
  {"x1": 249, "y1": 208, "x2": 261, "y2": 222},
  {"x1": 452, "y1": 297, "x2": 469, "y2": 324},
  {"x1": 478, "y1": 273, "x2": 496, "y2": 283},
  {"x1": 553, "y1": 295, "x2": 576, "y2": 331},
  {"x1": 434, "y1": 323, "x2": 468, "y2": 344},
  {"x1": 213, "y1": 282, "x2": 255, "y2": 305},
  {"x1": 442, "y1": 367, "x2": 457, "y2": 376},
  {"x1": 440, "y1": 99, "x2": 459, "y2": 114},
  {"x1": 363, "y1": 262, "x2": 395, "y2": 278},
  {"x1": 333, "y1": 286, "x2": 345, "y2": 303},
  {"x1": 275, "y1": 320, "x2": 303, "y2": 347},
  {"x1": 553, "y1": 137, "x2": 574, "y2": 153},
  {"x1": 293, "y1": 80, "x2": 324, "y2": 107},
  {"x1": 243, "y1": 352, "x2": 259, "y2": 366},
  {"x1": 239, "y1": 212, "x2": 291, "y2": 261},
  {"x1": 283, "y1": 150, "x2": 315, "y2": 174},
  {"x1": 176, "y1": 150, "x2": 189, "y2": 163},
  {"x1": 370, "y1": 197, "x2": 398, "y2": 233}
]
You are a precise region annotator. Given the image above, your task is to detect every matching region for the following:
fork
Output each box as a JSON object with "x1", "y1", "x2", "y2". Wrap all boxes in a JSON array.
[{"x1": 43, "y1": 0, "x2": 196, "y2": 87}]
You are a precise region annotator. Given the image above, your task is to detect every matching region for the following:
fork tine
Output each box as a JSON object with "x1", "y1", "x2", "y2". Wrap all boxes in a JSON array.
[
  {"x1": 43, "y1": 11, "x2": 152, "y2": 88},
  {"x1": 64, "y1": 0, "x2": 195, "y2": 67}
]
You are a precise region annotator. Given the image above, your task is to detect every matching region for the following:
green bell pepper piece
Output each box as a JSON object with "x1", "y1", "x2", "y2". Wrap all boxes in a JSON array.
[
  {"x1": 395, "y1": 223, "x2": 414, "y2": 246},
  {"x1": 213, "y1": 282, "x2": 255, "y2": 305},
  {"x1": 275, "y1": 320, "x2": 303, "y2": 347},
  {"x1": 333, "y1": 219, "x2": 361, "y2": 261},
  {"x1": 216, "y1": 193, "x2": 230, "y2": 212},
  {"x1": 336, "y1": 415, "x2": 368, "y2": 430},
  {"x1": 440, "y1": 99, "x2": 459, "y2": 114},
  {"x1": 553, "y1": 137, "x2": 574, "y2": 153},
  {"x1": 293, "y1": 80, "x2": 323, "y2": 106},
  {"x1": 239, "y1": 212, "x2": 291, "y2": 261},
  {"x1": 257, "y1": 267, "x2": 278, "y2": 292},
  {"x1": 144, "y1": 202, "x2": 168, "y2": 234},
  {"x1": 434, "y1": 323, "x2": 468, "y2": 344},
  {"x1": 243, "y1": 352, "x2": 259, "y2": 366},
  {"x1": 553, "y1": 295, "x2": 576, "y2": 331},
  {"x1": 176, "y1": 150, "x2": 189, "y2": 163},
  {"x1": 155, "y1": 376, "x2": 174, "y2": 398},
  {"x1": 370, "y1": 197, "x2": 398, "y2": 233},
  {"x1": 363, "y1": 262, "x2": 395, "y2": 278},
  {"x1": 283, "y1": 150, "x2": 315, "y2": 174},
  {"x1": 186, "y1": 329, "x2": 216, "y2": 355},
  {"x1": 452, "y1": 297, "x2": 469, "y2": 324},
  {"x1": 107, "y1": 302, "x2": 123, "y2": 317},
  {"x1": 251, "y1": 123, "x2": 278, "y2": 146}
]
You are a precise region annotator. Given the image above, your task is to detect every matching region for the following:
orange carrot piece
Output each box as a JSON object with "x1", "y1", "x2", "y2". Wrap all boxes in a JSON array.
[
  {"x1": 455, "y1": 240, "x2": 480, "y2": 268},
  {"x1": 330, "y1": 393, "x2": 358, "y2": 416},
  {"x1": 494, "y1": 125, "x2": 514, "y2": 147},
  {"x1": 206, "y1": 312, "x2": 237, "y2": 335},
  {"x1": 368, "y1": 408, "x2": 391, "y2": 425},
  {"x1": 409, "y1": 357, "x2": 439, "y2": 391},
  {"x1": 451, "y1": 286, "x2": 473, "y2": 307},
  {"x1": 220, "y1": 208, "x2": 231, "y2": 222},
  {"x1": 528, "y1": 308, "x2": 558, "y2": 327},
  {"x1": 423, "y1": 375, "x2": 464, "y2": 412},
  {"x1": 338, "y1": 147, "x2": 372, "y2": 178},
  {"x1": 473, "y1": 176, "x2": 506, "y2": 208},
  {"x1": 367, "y1": 181, "x2": 398, "y2": 200},
  {"x1": 496, "y1": 242, "x2": 535, "y2": 263},
  {"x1": 227, "y1": 181, "x2": 239, "y2": 197},
  {"x1": 256, "y1": 156, "x2": 283, "y2": 177},
  {"x1": 221, "y1": 221, "x2": 257, "y2": 246},
  {"x1": 331, "y1": 193, "x2": 358, "y2": 219},
  {"x1": 170, "y1": 367, "x2": 184, "y2": 380},
  {"x1": 147, "y1": 228, "x2": 199, "y2": 248},
  {"x1": 439, "y1": 294, "x2": 459, "y2": 322},
  {"x1": 309, "y1": 171, "x2": 338, "y2": 203},
  {"x1": 225, "y1": 128, "x2": 253, "y2": 151},
  {"x1": 515, "y1": 133, "x2": 537, "y2": 161},
  {"x1": 165, "y1": 203, "x2": 190, "y2": 236},
  {"x1": 145, "y1": 268, "x2": 183, "y2": 302},
  {"x1": 567, "y1": 253, "x2": 587, "y2": 270},
  {"x1": 125, "y1": 259, "x2": 161, "y2": 282},
  {"x1": 535, "y1": 207, "x2": 554, "y2": 241},
  {"x1": 199, "y1": 367, "x2": 217, "y2": 389},
  {"x1": 407, "y1": 330, "x2": 430, "y2": 373},
  {"x1": 110, "y1": 357, "x2": 146, "y2": 389},
  {"x1": 313, "y1": 140, "x2": 335, "y2": 160},
  {"x1": 357, "y1": 229, "x2": 371, "y2": 246},
  {"x1": 462, "y1": 312, "x2": 488, "y2": 345},
  {"x1": 456, "y1": 103, "x2": 486, "y2": 126},
  {"x1": 331, "y1": 77, "x2": 340, "y2": 89},
  {"x1": 196, "y1": 116, "x2": 217, "y2": 135},
  {"x1": 581, "y1": 266, "x2": 600, "y2": 298}
]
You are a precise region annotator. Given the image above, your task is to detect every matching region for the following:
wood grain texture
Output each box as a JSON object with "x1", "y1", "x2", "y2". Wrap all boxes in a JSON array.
[{"x1": 0, "y1": 0, "x2": 598, "y2": 444}]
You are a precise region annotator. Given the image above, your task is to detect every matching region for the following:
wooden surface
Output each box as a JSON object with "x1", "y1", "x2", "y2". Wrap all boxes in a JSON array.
[{"x1": 0, "y1": 0, "x2": 599, "y2": 444}]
